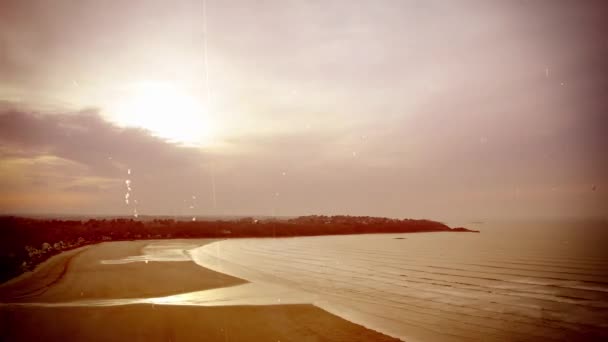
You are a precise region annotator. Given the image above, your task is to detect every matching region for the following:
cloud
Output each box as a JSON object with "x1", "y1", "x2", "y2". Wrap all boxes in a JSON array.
[
  {"x1": 0, "y1": 106, "x2": 213, "y2": 214},
  {"x1": 0, "y1": 106, "x2": 206, "y2": 177}
]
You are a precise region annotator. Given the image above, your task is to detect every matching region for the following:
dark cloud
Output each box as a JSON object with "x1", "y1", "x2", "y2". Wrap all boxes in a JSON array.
[
  {"x1": 0, "y1": 107, "x2": 215, "y2": 215},
  {"x1": 0, "y1": 107, "x2": 206, "y2": 178},
  {"x1": 2, "y1": 102, "x2": 606, "y2": 220}
]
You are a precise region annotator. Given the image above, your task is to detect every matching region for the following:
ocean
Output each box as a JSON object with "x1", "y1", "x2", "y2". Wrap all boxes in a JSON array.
[{"x1": 188, "y1": 221, "x2": 608, "y2": 341}]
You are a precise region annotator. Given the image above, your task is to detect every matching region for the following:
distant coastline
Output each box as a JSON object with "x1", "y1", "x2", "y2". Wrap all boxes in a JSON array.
[{"x1": 0, "y1": 215, "x2": 478, "y2": 284}]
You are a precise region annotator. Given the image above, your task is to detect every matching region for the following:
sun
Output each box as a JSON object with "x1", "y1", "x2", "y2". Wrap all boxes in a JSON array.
[{"x1": 109, "y1": 81, "x2": 213, "y2": 146}]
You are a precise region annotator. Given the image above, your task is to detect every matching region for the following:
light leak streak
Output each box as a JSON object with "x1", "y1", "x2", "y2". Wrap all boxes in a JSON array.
[
  {"x1": 124, "y1": 169, "x2": 138, "y2": 218},
  {"x1": 190, "y1": 195, "x2": 197, "y2": 221},
  {"x1": 211, "y1": 164, "x2": 217, "y2": 210},
  {"x1": 201, "y1": 0, "x2": 218, "y2": 213}
]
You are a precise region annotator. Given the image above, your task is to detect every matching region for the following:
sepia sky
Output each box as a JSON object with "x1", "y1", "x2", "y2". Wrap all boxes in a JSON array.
[{"x1": 1, "y1": 0, "x2": 607, "y2": 221}]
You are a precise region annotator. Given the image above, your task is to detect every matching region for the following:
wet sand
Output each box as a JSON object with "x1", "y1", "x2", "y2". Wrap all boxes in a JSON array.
[
  {"x1": 0, "y1": 240, "x2": 246, "y2": 302},
  {"x1": 0, "y1": 240, "x2": 398, "y2": 342}
]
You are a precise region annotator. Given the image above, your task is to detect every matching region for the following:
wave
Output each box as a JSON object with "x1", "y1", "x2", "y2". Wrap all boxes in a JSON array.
[{"x1": 189, "y1": 232, "x2": 608, "y2": 342}]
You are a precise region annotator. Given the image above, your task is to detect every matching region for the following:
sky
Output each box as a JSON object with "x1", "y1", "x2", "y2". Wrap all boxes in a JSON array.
[{"x1": 0, "y1": 0, "x2": 607, "y2": 222}]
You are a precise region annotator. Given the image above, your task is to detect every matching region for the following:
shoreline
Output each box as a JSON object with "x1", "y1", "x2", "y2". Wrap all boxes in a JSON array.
[
  {"x1": 2, "y1": 229, "x2": 478, "y2": 286},
  {"x1": 0, "y1": 215, "x2": 478, "y2": 284},
  {"x1": 0, "y1": 239, "x2": 401, "y2": 342},
  {"x1": 1, "y1": 240, "x2": 247, "y2": 302}
]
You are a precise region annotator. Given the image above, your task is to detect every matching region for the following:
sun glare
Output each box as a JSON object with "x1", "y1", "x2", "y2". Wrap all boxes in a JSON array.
[{"x1": 110, "y1": 81, "x2": 213, "y2": 146}]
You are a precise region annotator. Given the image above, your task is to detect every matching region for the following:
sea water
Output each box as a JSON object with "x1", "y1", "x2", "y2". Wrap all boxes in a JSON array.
[{"x1": 188, "y1": 221, "x2": 608, "y2": 341}]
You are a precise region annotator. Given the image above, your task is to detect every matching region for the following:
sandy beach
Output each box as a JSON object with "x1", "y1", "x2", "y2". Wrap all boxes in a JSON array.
[{"x1": 0, "y1": 240, "x2": 398, "y2": 342}]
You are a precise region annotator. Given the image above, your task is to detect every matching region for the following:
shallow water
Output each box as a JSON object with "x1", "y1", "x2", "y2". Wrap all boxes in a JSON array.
[{"x1": 189, "y1": 221, "x2": 608, "y2": 341}]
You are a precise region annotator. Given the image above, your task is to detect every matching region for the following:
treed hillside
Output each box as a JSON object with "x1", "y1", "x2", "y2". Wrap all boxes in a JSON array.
[{"x1": 0, "y1": 215, "x2": 477, "y2": 283}]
